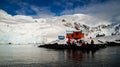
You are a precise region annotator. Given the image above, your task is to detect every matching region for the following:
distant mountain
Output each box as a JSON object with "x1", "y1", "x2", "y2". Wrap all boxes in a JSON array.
[
  {"x1": 62, "y1": 19, "x2": 120, "y2": 38},
  {"x1": 0, "y1": 10, "x2": 120, "y2": 44},
  {"x1": 44, "y1": 14, "x2": 120, "y2": 38}
]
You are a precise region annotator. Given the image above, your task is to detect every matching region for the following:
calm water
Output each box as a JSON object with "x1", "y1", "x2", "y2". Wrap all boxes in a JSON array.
[{"x1": 0, "y1": 45, "x2": 120, "y2": 67}]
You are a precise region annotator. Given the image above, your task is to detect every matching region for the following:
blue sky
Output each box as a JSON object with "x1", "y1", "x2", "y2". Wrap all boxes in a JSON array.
[
  {"x1": 0, "y1": 0, "x2": 120, "y2": 22},
  {"x1": 0, "y1": 0, "x2": 109, "y2": 15}
]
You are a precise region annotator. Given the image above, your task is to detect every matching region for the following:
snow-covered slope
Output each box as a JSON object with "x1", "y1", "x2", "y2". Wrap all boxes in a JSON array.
[
  {"x1": 0, "y1": 10, "x2": 120, "y2": 44},
  {"x1": 84, "y1": 35, "x2": 120, "y2": 44}
]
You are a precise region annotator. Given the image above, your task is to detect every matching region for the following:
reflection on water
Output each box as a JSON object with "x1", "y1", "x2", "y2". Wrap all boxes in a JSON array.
[
  {"x1": 86, "y1": 49, "x2": 96, "y2": 58},
  {"x1": 0, "y1": 45, "x2": 120, "y2": 67},
  {"x1": 66, "y1": 50, "x2": 84, "y2": 62},
  {"x1": 65, "y1": 49, "x2": 96, "y2": 63}
]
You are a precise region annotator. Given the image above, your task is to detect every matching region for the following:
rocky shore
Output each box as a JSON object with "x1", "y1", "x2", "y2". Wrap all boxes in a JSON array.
[{"x1": 39, "y1": 42, "x2": 120, "y2": 51}]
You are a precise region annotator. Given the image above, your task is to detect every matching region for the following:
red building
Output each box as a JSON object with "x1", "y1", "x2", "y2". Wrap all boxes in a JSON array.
[
  {"x1": 66, "y1": 31, "x2": 84, "y2": 39},
  {"x1": 66, "y1": 33, "x2": 73, "y2": 39}
]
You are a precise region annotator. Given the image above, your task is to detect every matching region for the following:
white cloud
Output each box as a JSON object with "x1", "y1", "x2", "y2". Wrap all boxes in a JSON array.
[
  {"x1": 15, "y1": 9, "x2": 26, "y2": 15},
  {"x1": 14, "y1": 1, "x2": 31, "y2": 15},
  {"x1": 61, "y1": 0, "x2": 120, "y2": 23},
  {"x1": 13, "y1": 1, "x2": 56, "y2": 18},
  {"x1": 30, "y1": 6, "x2": 56, "y2": 18}
]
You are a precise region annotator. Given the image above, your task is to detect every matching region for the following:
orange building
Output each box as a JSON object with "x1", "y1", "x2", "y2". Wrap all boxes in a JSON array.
[
  {"x1": 66, "y1": 34, "x2": 73, "y2": 39},
  {"x1": 66, "y1": 31, "x2": 84, "y2": 39}
]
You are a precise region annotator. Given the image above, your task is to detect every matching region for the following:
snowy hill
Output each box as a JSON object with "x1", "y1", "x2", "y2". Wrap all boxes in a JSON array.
[{"x1": 0, "y1": 10, "x2": 120, "y2": 44}]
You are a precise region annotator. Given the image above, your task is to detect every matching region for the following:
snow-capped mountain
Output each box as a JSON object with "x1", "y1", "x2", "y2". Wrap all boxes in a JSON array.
[
  {"x1": 0, "y1": 10, "x2": 120, "y2": 44},
  {"x1": 45, "y1": 14, "x2": 120, "y2": 38},
  {"x1": 66, "y1": 20, "x2": 120, "y2": 38}
]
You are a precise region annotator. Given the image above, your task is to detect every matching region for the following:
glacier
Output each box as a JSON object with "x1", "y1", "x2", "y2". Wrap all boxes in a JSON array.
[{"x1": 0, "y1": 9, "x2": 120, "y2": 44}]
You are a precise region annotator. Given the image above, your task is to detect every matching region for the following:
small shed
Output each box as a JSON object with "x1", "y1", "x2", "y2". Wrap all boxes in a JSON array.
[
  {"x1": 66, "y1": 34, "x2": 73, "y2": 39},
  {"x1": 73, "y1": 31, "x2": 84, "y2": 39},
  {"x1": 66, "y1": 31, "x2": 84, "y2": 39}
]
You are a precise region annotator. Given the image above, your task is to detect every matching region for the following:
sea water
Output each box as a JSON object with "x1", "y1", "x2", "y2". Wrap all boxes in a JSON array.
[{"x1": 0, "y1": 44, "x2": 120, "y2": 67}]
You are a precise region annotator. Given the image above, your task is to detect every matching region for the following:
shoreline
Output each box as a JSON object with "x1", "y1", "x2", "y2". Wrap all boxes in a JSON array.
[{"x1": 39, "y1": 42, "x2": 120, "y2": 50}]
